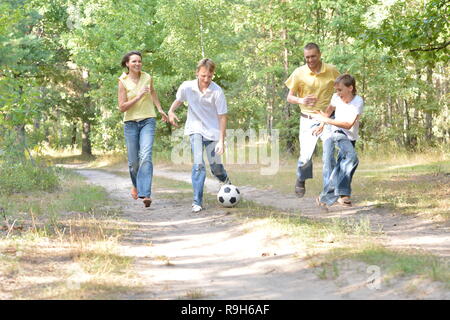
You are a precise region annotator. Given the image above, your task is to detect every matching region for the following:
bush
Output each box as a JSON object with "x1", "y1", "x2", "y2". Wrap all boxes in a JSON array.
[{"x1": 0, "y1": 160, "x2": 60, "y2": 195}]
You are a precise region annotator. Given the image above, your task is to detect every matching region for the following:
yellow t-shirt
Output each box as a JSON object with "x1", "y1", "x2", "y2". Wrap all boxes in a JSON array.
[
  {"x1": 285, "y1": 62, "x2": 340, "y2": 115},
  {"x1": 118, "y1": 71, "x2": 156, "y2": 121}
]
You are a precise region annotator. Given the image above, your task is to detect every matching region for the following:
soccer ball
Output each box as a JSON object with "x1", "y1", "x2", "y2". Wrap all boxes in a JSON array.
[{"x1": 217, "y1": 184, "x2": 241, "y2": 207}]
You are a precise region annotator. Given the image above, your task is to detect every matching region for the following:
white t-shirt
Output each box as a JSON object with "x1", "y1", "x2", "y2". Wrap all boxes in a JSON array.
[
  {"x1": 176, "y1": 80, "x2": 228, "y2": 141},
  {"x1": 330, "y1": 93, "x2": 364, "y2": 141}
]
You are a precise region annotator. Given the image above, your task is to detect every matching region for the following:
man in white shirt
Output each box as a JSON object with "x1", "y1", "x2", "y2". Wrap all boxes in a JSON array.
[
  {"x1": 168, "y1": 58, "x2": 231, "y2": 213},
  {"x1": 312, "y1": 74, "x2": 364, "y2": 207}
]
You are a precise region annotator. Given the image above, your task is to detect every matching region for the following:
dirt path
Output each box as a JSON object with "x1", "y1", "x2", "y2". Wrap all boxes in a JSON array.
[
  {"x1": 75, "y1": 168, "x2": 449, "y2": 299},
  {"x1": 154, "y1": 167, "x2": 450, "y2": 257}
]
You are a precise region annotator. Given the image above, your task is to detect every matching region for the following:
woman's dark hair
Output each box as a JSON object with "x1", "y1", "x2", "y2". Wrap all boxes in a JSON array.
[
  {"x1": 335, "y1": 74, "x2": 357, "y2": 95},
  {"x1": 121, "y1": 51, "x2": 142, "y2": 69}
]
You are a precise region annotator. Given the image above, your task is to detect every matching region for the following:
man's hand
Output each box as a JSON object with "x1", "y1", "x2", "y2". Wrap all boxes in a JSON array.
[
  {"x1": 168, "y1": 111, "x2": 179, "y2": 127},
  {"x1": 214, "y1": 140, "x2": 225, "y2": 155},
  {"x1": 303, "y1": 94, "x2": 318, "y2": 106}
]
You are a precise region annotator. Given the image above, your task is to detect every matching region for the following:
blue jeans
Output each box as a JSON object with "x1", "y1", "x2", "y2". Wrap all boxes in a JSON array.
[
  {"x1": 124, "y1": 118, "x2": 156, "y2": 199},
  {"x1": 190, "y1": 134, "x2": 228, "y2": 206},
  {"x1": 320, "y1": 132, "x2": 359, "y2": 206},
  {"x1": 297, "y1": 116, "x2": 335, "y2": 188},
  {"x1": 322, "y1": 136, "x2": 336, "y2": 191}
]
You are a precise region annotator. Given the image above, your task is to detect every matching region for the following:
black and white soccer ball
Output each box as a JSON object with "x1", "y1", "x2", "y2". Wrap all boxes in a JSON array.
[{"x1": 217, "y1": 184, "x2": 241, "y2": 207}]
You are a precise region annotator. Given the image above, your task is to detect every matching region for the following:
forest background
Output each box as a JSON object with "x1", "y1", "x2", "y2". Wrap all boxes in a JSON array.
[{"x1": 0, "y1": 0, "x2": 448, "y2": 165}]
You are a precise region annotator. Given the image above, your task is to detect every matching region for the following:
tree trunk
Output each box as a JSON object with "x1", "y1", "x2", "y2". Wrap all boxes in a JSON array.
[
  {"x1": 71, "y1": 122, "x2": 77, "y2": 149},
  {"x1": 81, "y1": 120, "x2": 92, "y2": 156},
  {"x1": 386, "y1": 96, "x2": 392, "y2": 127},
  {"x1": 394, "y1": 99, "x2": 402, "y2": 146},
  {"x1": 403, "y1": 99, "x2": 412, "y2": 148},
  {"x1": 266, "y1": 27, "x2": 274, "y2": 135},
  {"x1": 425, "y1": 64, "x2": 434, "y2": 142},
  {"x1": 15, "y1": 124, "x2": 26, "y2": 157},
  {"x1": 281, "y1": 22, "x2": 295, "y2": 154}
]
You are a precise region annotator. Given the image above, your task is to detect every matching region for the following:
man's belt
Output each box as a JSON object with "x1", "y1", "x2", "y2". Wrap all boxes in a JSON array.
[{"x1": 300, "y1": 113, "x2": 314, "y2": 120}]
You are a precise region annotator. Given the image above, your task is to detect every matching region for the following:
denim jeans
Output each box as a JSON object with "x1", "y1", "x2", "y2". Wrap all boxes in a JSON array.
[
  {"x1": 124, "y1": 117, "x2": 156, "y2": 199},
  {"x1": 319, "y1": 131, "x2": 359, "y2": 206},
  {"x1": 297, "y1": 116, "x2": 335, "y2": 188},
  {"x1": 190, "y1": 133, "x2": 228, "y2": 206}
]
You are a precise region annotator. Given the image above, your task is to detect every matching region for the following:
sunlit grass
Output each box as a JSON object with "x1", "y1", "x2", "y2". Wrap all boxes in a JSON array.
[
  {"x1": 34, "y1": 148, "x2": 450, "y2": 292},
  {"x1": 313, "y1": 245, "x2": 450, "y2": 287},
  {"x1": 0, "y1": 167, "x2": 136, "y2": 300},
  {"x1": 73, "y1": 242, "x2": 133, "y2": 275},
  {"x1": 178, "y1": 288, "x2": 209, "y2": 300},
  {"x1": 201, "y1": 192, "x2": 375, "y2": 249},
  {"x1": 43, "y1": 147, "x2": 449, "y2": 221}
]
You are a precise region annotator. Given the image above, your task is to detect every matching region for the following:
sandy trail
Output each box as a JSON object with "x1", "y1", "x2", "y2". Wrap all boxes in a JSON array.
[
  {"x1": 155, "y1": 167, "x2": 450, "y2": 257},
  {"x1": 74, "y1": 168, "x2": 449, "y2": 299}
]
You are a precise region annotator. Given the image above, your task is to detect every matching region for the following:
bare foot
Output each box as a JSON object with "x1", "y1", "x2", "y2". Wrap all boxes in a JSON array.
[
  {"x1": 131, "y1": 188, "x2": 138, "y2": 200},
  {"x1": 143, "y1": 198, "x2": 152, "y2": 208}
]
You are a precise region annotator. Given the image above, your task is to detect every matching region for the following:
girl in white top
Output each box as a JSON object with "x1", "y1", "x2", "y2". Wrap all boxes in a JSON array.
[{"x1": 312, "y1": 74, "x2": 364, "y2": 207}]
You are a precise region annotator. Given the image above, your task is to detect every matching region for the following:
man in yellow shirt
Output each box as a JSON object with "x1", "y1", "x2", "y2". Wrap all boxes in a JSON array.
[{"x1": 285, "y1": 43, "x2": 340, "y2": 197}]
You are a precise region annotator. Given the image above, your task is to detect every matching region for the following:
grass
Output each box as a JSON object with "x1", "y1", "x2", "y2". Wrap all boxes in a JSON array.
[
  {"x1": 38, "y1": 148, "x2": 450, "y2": 294},
  {"x1": 154, "y1": 255, "x2": 175, "y2": 266},
  {"x1": 311, "y1": 245, "x2": 450, "y2": 288},
  {"x1": 215, "y1": 156, "x2": 450, "y2": 221},
  {"x1": 74, "y1": 246, "x2": 133, "y2": 275},
  {"x1": 170, "y1": 181, "x2": 450, "y2": 288},
  {"x1": 316, "y1": 261, "x2": 340, "y2": 280},
  {"x1": 0, "y1": 166, "x2": 136, "y2": 300},
  {"x1": 203, "y1": 194, "x2": 375, "y2": 248},
  {"x1": 178, "y1": 288, "x2": 209, "y2": 300},
  {"x1": 0, "y1": 159, "x2": 60, "y2": 195},
  {"x1": 1, "y1": 169, "x2": 114, "y2": 220}
]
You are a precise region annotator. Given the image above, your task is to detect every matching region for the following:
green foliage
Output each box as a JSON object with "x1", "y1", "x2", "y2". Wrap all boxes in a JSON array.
[
  {"x1": 0, "y1": 159, "x2": 60, "y2": 195},
  {"x1": 0, "y1": 0, "x2": 448, "y2": 155}
]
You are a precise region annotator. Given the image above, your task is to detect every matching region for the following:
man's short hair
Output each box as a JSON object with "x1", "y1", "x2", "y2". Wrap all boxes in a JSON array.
[
  {"x1": 197, "y1": 58, "x2": 216, "y2": 73},
  {"x1": 303, "y1": 43, "x2": 321, "y2": 52},
  {"x1": 335, "y1": 74, "x2": 357, "y2": 95}
]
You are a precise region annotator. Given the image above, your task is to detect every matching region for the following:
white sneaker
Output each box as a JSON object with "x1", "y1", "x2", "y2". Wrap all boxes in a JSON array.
[{"x1": 192, "y1": 204, "x2": 203, "y2": 213}]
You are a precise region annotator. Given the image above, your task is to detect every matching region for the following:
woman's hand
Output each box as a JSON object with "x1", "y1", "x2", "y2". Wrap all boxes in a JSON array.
[
  {"x1": 138, "y1": 85, "x2": 151, "y2": 98},
  {"x1": 158, "y1": 110, "x2": 169, "y2": 123}
]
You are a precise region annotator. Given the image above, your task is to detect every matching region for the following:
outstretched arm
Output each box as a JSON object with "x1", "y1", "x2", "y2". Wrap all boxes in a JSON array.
[
  {"x1": 312, "y1": 111, "x2": 359, "y2": 130},
  {"x1": 167, "y1": 100, "x2": 184, "y2": 127},
  {"x1": 312, "y1": 105, "x2": 336, "y2": 136},
  {"x1": 215, "y1": 114, "x2": 227, "y2": 155},
  {"x1": 149, "y1": 78, "x2": 168, "y2": 122}
]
